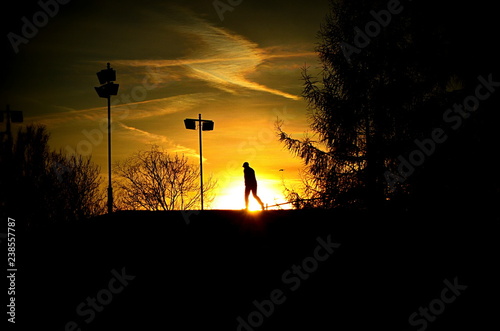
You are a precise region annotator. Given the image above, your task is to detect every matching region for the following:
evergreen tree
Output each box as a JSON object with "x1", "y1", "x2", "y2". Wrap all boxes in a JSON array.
[{"x1": 278, "y1": 0, "x2": 459, "y2": 209}]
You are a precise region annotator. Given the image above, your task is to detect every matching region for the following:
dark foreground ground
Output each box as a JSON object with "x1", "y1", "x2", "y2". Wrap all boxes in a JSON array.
[{"x1": 9, "y1": 208, "x2": 497, "y2": 330}]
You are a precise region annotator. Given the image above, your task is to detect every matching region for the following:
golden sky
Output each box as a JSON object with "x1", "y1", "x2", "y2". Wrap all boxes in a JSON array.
[{"x1": 1, "y1": 0, "x2": 331, "y2": 209}]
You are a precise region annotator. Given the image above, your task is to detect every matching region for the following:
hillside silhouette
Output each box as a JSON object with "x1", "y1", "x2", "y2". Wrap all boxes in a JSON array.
[{"x1": 17, "y1": 208, "x2": 495, "y2": 330}]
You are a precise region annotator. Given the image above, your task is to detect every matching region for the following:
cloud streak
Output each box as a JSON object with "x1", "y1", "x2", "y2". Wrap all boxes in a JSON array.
[
  {"x1": 26, "y1": 93, "x2": 215, "y2": 128},
  {"x1": 115, "y1": 13, "x2": 311, "y2": 100},
  {"x1": 118, "y1": 123, "x2": 201, "y2": 159}
]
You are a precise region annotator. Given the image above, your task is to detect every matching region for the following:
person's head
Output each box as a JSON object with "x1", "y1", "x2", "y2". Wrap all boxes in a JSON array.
[{"x1": 242, "y1": 162, "x2": 249, "y2": 168}]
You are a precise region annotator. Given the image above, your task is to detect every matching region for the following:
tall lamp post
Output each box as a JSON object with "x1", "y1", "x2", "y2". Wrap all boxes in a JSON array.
[
  {"x1": 184, "y1": 114, "x2": 214, "y2": 210},
  {"x1": 95, "y1": 63, "x2": 119, "y2": 214}
]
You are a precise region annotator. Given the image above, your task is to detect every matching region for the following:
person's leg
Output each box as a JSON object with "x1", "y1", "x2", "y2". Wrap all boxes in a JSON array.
[
  {"x1": 251, "y1": 186, "x2": 265, "y2": 210},
  {"x1": 244, "y1": 186, "x2": 250, "y2": 209}
]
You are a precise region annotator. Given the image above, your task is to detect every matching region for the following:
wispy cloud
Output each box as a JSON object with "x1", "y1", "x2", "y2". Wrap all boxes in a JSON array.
[
  {"x1": 114, "y1": 13, "x2": 311, "y2": 100},
  {"x1": 26, "y1": 93, "x2": 215, "y2": 128},
  {"x1": 118, "y1": 123, "x2": 201, "y2": 159}
]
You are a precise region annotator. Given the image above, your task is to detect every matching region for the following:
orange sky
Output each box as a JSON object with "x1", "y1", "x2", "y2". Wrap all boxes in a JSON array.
[{"x1": 1, "y1": 0, "x2": 331, "y2": 210}]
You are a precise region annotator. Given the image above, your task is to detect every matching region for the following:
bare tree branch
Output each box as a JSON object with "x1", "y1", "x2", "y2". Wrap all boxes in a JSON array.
[{"x1": 114, "y1": 145, "x2": 217, "y2": 211}]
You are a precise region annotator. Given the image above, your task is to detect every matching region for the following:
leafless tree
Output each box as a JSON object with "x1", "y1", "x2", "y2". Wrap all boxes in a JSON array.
[
  {"x1": 1, "y1": 124, "x2": 105, "y2": 228},
  {"x1": 49, "y1": 152, "x2": 106, "y2": 219},
  {"x1": 114, "y1": 145, "x2": 216, "y2": 210}
]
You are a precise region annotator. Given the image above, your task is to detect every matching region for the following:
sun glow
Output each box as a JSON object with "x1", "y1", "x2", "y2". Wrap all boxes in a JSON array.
[{"x1": 211, "y1": 180, "x2": 291, "y2": 211}]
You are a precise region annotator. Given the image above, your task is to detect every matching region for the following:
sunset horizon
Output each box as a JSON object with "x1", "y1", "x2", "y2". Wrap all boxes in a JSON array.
[
  {"x1": 2, "y1": 1, "x2": 497, "y2": 330},
  {"x1": 1, "y1": 0, "x2": 331, "y2": 210}
]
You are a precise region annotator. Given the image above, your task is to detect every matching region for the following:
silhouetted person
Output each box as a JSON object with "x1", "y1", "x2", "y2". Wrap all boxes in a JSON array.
[{"x1": 243, "y1": 162, "x2": 265, "y2": 210}]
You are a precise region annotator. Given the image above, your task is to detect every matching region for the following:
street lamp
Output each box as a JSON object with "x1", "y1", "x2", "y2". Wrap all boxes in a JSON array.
[
  {"x1": 184, "y1": 114, "x2": 214, "y2": 210},
  {"x1": 95, "y1": 63, "x2": 119, "y2": 214}
]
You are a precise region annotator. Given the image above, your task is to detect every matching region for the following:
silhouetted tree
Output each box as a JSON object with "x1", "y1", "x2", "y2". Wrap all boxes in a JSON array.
[
  {"x1": 278, "y1": 0, "x2": 463, "y2": 209},
  {"x1": 114, "y1": 145, "x2": 216, "y2": 210},
  {"x1": 0, "y1": 124, "x2": 105, "y2": 228},
  {"x1": 49, "y1": 152, "x2": 105, "y2": 220}
]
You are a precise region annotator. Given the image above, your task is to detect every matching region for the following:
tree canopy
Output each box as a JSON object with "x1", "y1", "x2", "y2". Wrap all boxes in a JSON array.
[
  {"x1": 114, "y1": 145, "x2": 216, "y2": 211},
  {"x1": 1, "y1": 125, "x2": 105, "y2": 228},
  {"x1": 278, "y1": 0, "x2": 499, "y2": 210}
]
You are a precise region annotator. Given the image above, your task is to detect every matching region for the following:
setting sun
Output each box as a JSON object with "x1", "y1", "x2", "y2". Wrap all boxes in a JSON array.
[{"x1": 211, "y1": 179, "x2": 291, "y2": 211}]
